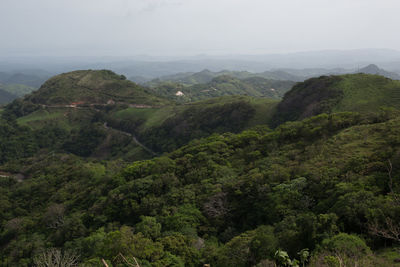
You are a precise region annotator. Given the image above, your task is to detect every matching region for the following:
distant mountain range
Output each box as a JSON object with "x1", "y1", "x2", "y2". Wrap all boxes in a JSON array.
[
  {"x1": 1, "y1": 57, "x2": 400, "y2": 106},
  {"x1": 2, "y1": 48, "x2": 400, "y2": 78},
  {"x1": 134, "y1": 64, "x2": 400, "y2": 85}
]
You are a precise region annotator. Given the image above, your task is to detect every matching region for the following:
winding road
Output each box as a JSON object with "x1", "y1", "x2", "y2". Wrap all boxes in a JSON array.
[{"x1": 102, "y1": 122, "x2": 157, "y2": 156}]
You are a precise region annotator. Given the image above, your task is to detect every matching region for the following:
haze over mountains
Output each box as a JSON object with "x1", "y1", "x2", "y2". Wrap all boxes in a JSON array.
[
  {"x1": 1, "y1": 49, "x2": 400, "y2": 105},
  {"x1": 3, "y1": 0, "x2": 400, "y2": 264},
  {"x1": 2, "y1": 48, "x2": 400, "y2": 78}
]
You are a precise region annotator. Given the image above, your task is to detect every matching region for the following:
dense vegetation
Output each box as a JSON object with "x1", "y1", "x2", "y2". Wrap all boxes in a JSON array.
[
  {"x1": 1, "y1": 70, "x2": 400, "y2": 266},
  {"x1": 106, "y1": 96, "x2": 278, "y2": 152}
]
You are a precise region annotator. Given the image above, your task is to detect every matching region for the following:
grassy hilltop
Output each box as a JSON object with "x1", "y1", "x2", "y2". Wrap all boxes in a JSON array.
[{"x1": 26, "y1": 69, "x2": 170, "y2": 106}]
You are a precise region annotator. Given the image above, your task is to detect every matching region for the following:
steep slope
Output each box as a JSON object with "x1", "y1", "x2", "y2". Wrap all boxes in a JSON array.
[
  {"x1": 106, "y1": 95, "x2": 279, "y2": 152},
  {"x1": 272, "y1": 74, "x2": 400, "y2": 126}
]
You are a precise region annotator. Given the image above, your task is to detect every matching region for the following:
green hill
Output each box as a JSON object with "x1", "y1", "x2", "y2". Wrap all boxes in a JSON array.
[
  {"x1": 272, "y1": 74, "x2": 400, "y2": 125},
  {"x1": 5, "y1": 70, "x2": 171, "y2": 118},
  {"x1": 5, "y1": 95, "x2": 278, "y2": 160},
  {"x1": 105, "y1": 95, "x2": 279, "y2": 152},
  {"x1": 26, "y1": 69, "x2": 170, "y2": 106},
  {"x1": 3, "y1": 70, "x2": 280, "y2": 159}
]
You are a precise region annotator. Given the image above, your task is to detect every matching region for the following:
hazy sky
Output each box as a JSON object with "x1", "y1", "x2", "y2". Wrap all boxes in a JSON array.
[{"x1": 1, "y1": 0, "x2": 400, "y2": 57}]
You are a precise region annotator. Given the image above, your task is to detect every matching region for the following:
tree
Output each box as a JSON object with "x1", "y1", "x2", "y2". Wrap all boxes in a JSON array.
[{"x1": 33, "y1": 248, "x2": 79, "y2": 267}]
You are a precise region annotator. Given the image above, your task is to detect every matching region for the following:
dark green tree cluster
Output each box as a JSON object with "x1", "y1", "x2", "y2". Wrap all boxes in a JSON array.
[{"x1": 140, "y1": 100, "x2": 256, "y2": 152}]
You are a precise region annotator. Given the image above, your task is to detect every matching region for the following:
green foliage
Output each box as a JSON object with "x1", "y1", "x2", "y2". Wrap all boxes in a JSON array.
[
  {"x1": 141, "y1": 99, "x2": 257, "y2": 152},
  {"x1": 135, "y1": 216, "x2": 162, "y2": 239},
  {"x1": 3, "y1": 72, "x2": 400, "y2": 266},
  {"x1": 272, "y1": 75, "x2": 343, "y2": 126},
  {"x1": 62, "y1": 125, "x2": 106, "y2": 157},
  {"x1": 4, "y1": 70, "x2": 170, "y2": 118},
  {"x1": 321, "y1": 233, "x2": 371, "y2": 257},
  {"x1": 273, "y1": 74, "x2": 400, "y2": 126}
]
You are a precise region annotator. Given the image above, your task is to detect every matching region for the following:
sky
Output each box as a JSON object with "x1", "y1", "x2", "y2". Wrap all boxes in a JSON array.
[{"x1": 1, "y1": 0, "x2": 400, "y2": 57}]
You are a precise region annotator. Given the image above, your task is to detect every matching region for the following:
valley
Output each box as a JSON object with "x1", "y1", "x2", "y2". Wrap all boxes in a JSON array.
[{"x1": 1, "y1": 68, "x2": 400, "y2": 266}]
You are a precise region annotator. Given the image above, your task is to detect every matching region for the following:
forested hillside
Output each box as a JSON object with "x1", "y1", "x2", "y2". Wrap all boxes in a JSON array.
[
  {"x1": 1, "y1": 70, "x2": 400, "y2": 266},
  {"x1": 273, "y1": 74, "x2": 400, "y2": 125}
]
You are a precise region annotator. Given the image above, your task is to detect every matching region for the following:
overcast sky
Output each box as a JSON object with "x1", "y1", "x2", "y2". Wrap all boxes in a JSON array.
[{"x1": 1, "y1": 0, "x2": 400, "y2": 57}]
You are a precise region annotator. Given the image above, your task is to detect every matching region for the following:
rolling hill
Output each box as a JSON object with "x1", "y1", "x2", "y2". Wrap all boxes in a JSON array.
[
  {"x1": 25, "y1": 69, "x2": 170, "y2": 106},
  {"x1": 4, "y1": 70, "x2": 280, "y2": 158},
  {"x1": 272, "y1": 73, "x2": 400, "y2": 126},
  {"x1": 149, "y1": 75, "x2": 295, "y2": 102}
]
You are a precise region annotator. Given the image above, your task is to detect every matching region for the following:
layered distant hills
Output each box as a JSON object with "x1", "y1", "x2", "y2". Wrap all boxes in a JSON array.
[
  {"x1": 147, "y1": 75, "x2": 296, "y2": 102},
  {"x1": 0, "y1": 70, "x2": 50, "y2": 104},
  {"x1": 135, "y1": 65, "x2": 400, "y2": 103},
  {"x1": 0, "y1": 64, "x2": 399, "y2": 105},
  {"x1": 142, "y1": 69, "x2": 304, "y2": 86}
]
